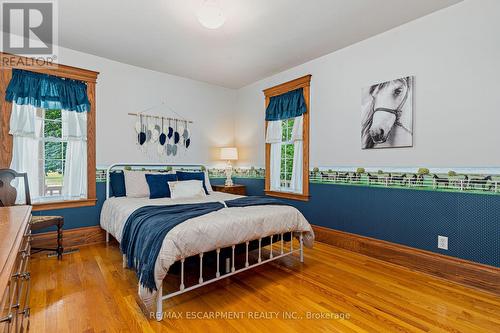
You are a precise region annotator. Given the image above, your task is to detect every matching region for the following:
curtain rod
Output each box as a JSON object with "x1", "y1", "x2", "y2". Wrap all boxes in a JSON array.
[{"x1": 127, "y1": 113, "x2": 193, "y2": 124}]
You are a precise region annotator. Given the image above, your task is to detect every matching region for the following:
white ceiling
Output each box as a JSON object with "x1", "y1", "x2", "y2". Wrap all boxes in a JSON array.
[{"x1": 59, "y1": 0, "x2": 462, "y2": 88}]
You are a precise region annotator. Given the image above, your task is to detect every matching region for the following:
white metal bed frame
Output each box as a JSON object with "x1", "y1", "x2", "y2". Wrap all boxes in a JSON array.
[{"x1": 104, "y1": 163, "x2": 304, "y2": 321}]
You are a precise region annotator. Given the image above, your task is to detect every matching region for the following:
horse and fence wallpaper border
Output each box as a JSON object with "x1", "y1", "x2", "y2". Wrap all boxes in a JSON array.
[
  {"x1": 95, "y1": 166, "x2": 500, "y2": 196},
  {"x1": 206, "y1": 166, "x2": 499, "y2": 196}
]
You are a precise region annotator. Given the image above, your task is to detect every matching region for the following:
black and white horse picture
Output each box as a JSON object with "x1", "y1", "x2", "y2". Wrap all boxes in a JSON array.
[{"x1": 361, "y1": 76, "x2": 414, "y2": 149}]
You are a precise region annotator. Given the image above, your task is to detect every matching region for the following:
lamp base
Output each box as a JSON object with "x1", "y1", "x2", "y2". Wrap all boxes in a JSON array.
[{"x1": 225, "y1": 161, "x2": 234, "y2": 186}]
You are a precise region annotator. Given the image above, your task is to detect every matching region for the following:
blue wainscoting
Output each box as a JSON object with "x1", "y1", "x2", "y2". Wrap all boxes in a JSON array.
[
  {"x1": 31, "y1": 182, "x2": 107, "y2": 231},
  {"x1": 34, "y1": 178, "x2": 500, "y2": 267},
  {"x1": 227, "y1": 178, "x2": 499, "y2": 268}
]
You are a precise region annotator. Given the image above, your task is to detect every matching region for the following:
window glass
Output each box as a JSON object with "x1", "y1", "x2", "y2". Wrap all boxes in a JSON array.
[
  {"x1": 279, "y1": 118, "x2": 295, "y2": 190},
  {"x1": 38, "y1": 109, "x2": 68, "y2": 199}
]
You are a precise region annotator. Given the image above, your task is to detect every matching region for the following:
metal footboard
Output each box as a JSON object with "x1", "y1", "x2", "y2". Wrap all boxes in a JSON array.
[{"x1": 150, "y1": 231, "x2": 304, "y2": 321}]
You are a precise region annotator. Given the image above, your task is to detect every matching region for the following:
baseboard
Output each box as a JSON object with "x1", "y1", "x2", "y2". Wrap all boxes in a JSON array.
[
  {"x1": 31, "y1": 225, "x2": 106, "y2": 249},
  {"x1": 312, "y1": 225, "x2": 500, "y2": 295}
]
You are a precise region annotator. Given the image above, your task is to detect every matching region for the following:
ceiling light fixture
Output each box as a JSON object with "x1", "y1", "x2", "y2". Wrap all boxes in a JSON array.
[{"x1": 196, "y1": 0, "x2": 225, "y2": 29}]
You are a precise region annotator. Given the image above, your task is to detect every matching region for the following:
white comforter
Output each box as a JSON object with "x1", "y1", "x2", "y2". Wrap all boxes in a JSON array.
[{"x1": 100, "y1": 192, "x2": 314, "y2": 308}]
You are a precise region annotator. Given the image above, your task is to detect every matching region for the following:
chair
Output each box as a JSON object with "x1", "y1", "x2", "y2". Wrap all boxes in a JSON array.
[{"x1": 0, "y1": 168, "x2": 64, "y2": 260}]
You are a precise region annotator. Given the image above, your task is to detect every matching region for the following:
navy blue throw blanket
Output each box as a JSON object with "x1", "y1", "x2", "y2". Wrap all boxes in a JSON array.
[
  {"x1": 225, "y1": 196, "x2": 286, "y2": 207},
  {"x1": 121, "y1": 196, "x2": 287, "y2": 291}
]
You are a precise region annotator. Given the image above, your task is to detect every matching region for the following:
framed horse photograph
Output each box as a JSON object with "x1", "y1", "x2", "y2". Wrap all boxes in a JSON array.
[{"x1": 361, "y1": 76, "x2": 414, "y2": 149}]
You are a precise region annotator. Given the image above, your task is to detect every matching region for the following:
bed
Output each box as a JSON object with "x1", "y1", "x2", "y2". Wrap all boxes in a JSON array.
[{"x1": 100, "y1": 163, "x2": 314, "y2": 320}]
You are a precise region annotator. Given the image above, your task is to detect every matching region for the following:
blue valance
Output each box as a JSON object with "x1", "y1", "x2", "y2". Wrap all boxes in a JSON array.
[
  {"x1": 5, "y1": 69, "x2": 90, "y2": 112},
  {"x1": 265, "y1": 88, "x2": 306, "y2": 121}
]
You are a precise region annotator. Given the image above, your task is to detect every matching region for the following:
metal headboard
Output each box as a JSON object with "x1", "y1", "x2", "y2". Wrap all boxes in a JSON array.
[{"x1": 105, "y1": 163, "x2": 206, "y2": 199}]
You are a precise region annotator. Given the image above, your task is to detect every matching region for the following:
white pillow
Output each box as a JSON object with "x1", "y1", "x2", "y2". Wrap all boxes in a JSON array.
[
  {"x1": 169, "y1": 170, "x2": 213, "y2": 193},
  {"x1": 168, "y1": 180, "x2": 206, "y2": 200},
  {"x1": 124, "y1": 170, "x2": 163, "y2": 198}
]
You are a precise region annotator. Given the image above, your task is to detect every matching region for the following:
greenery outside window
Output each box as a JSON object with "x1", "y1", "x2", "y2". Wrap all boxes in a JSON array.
[
  {"x1": 280, "y1": 118, "x2": 295, "y2": 190},
  {"x1": 39, "y1": 109, "x2": 70, "y2": 200}
]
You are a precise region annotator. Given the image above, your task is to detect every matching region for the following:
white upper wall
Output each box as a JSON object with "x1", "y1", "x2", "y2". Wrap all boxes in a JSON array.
[
  {"x1": 57, "y1": 0, "x2": 460, "y2": 88},
  {"x1": 55, "y1": 46, "x2": 237, "y2": 168},
  {"x1": 234, "y1": 0, "x2": 500, "y2": 168}
]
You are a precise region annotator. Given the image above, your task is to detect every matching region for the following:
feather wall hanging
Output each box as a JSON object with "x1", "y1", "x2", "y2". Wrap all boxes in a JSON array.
[{"x1": 129, "y1": 101, "x2": 193, "y2": 160}]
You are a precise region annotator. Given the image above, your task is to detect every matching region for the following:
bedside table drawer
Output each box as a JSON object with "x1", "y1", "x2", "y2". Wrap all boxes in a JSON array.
[{"x1": 212, "y1": 185, "x2": 246, "y2": 195}]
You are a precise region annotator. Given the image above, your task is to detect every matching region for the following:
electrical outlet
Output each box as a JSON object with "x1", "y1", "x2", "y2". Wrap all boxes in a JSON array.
[{"x1": 438, "y1": 235, "x2": 448, "y2": 250}]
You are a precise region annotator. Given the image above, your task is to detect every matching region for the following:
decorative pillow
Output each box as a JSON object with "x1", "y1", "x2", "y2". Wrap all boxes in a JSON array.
[
  {"x1": 176, "y1": 171, "x2": 209, "y2": 194},
  {"x1": 168, "y1": 180, "x2": 206, "y2": 200},
  {"x1": 124, "y1": 170, "x2": 162, "y2": 198},
  {"x1": 110, "y1": 171, "x2": 126, "y2": 197},
  {"x1": 145, "y1": 174, "x2": 178, "y2": 199}
]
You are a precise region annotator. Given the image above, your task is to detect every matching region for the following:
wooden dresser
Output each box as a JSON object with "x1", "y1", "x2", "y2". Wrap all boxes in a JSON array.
[{"x1": 0, "y1": 206, "x2": 32, "y2": 333}]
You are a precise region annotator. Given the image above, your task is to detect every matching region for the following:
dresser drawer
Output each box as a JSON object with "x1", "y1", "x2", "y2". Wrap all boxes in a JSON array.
[
  {"x1": 0, "y1": 219, "x2": 31, "y2": 333},
  {"x1": 0, "y1": 285, "x2": 14, "y2": 333},
  {"x1": 12, "y1": 237, "x2": 31, "y2": 333}
]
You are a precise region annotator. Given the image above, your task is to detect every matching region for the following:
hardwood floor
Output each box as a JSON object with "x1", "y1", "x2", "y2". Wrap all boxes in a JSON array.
[{"x1": 29, "y1": 241, "x2": 500, "y2": 333}]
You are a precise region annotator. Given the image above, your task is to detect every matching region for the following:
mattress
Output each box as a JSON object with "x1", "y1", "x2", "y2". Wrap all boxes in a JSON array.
[{"x1": 100, "y1": 192, "x2": 314, "y2": 308}]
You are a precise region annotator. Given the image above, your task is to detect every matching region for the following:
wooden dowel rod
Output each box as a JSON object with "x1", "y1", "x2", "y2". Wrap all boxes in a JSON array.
[{"x1": 128, "y1": 112, "x2": 193, "y2": 123}]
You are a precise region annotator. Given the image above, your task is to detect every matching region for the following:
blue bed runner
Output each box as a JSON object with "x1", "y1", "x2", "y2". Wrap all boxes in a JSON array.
[{"x1": 120, "y1": 196, "x2": 286, "y2": 291}]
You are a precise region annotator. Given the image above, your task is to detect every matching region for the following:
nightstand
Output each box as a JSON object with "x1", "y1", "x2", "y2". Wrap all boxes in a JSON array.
[{"x1": 212, "y1": 184, "x2": 246, "y2": 195}]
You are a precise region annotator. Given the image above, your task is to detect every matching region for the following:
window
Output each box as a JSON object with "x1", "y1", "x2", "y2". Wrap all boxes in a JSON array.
[
  {"x1": 264, "y1": 75, "x2": 310, "y2": 201},
  {"x1": 10, "y1": 106, "x2": 88, "y2": 205},
  {"x1": 0, "y1": 52, "x2": 98, "y2": 211}
]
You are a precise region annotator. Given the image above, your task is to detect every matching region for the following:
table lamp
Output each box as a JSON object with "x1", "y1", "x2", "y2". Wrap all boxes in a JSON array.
[{"x1": 220, "y1": 147, "x2": 238, "y2": 186}]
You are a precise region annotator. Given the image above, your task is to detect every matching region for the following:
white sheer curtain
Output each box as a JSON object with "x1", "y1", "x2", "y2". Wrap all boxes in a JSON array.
[
  {"x1": 9, "y1": 103, "x2": 42, "y2": 203},
  {"x1": 266, "y1": 120, "x2": 282, "y2": 190},
  {"x1": 62, "y1": 110, "x2": 87, "y2": 199},
  {"x1": 290, "y1": 116, "x2": 303, "y2": 193}
]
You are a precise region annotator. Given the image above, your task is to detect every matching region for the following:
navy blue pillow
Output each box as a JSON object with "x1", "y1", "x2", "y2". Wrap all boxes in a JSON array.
[
  {"x1": 145, "y1": 174, "x2": 178, "y2": 199},
  {"x1": 110, "y1": 172, "x2": 126, "y2": 197},
  {"x1": 176, "y1": 171, "x2": 209, "y2": 194}
]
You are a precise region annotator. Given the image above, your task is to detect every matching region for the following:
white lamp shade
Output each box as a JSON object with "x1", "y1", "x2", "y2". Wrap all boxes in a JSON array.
[{"x1": 220, "y1": 147, "x2": 238, "y2": 160}]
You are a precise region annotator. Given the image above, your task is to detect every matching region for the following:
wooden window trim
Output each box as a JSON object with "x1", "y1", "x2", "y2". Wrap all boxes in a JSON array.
[
  {"x1": 32, "y1": 198, "x2": 98, "y2": 211},
  {"x1": 263, "y1": 190, "x2": 310, "y2": 201},
  {"x1": 263, "y1": 75, "x2": 311, "y2": 201},
  {"x1": 0, "y1": 52, "x2": 99, "y2": 211}
]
